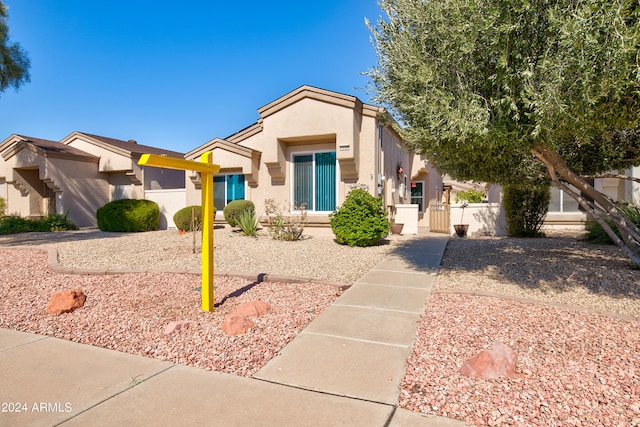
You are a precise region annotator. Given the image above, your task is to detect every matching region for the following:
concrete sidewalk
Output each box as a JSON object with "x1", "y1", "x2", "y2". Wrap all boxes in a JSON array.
[{"x1": 0, "y1": 232, "x2": 465, "y2": 427}]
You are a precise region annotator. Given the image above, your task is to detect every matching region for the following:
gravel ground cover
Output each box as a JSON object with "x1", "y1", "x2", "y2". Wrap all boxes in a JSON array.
[
  {"x1": 0, "y1": 226, "x2": 405, "y2": 284},
  {"x1": 0, "y1": 226, "x2": 401, "y2": 377},
  {"x1": 0, "y1": 248, "x2": 341, "y2": 377},
  {"x1": 1, "y1": 228, "x2": 639, "y2": 426},
  {"x1": 400, "y1": 233, "x2": 640, "y2": 426}
]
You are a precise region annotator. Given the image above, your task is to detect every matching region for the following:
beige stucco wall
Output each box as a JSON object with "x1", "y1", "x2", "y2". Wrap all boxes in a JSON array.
[
  {"x1": 186, "y1": 88, "x2": 442, "y2": 229},
  {"x1": 65, "y1": 137, "x2": 133, "y2": 172},
  {"x1": 1, "y1": 147, "x2": 108, "y2": 227}
]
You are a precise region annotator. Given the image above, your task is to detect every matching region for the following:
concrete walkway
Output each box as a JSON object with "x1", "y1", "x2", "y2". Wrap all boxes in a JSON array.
[{"x1": 0, "y1": 232, "x2": 465, "y2": 427}]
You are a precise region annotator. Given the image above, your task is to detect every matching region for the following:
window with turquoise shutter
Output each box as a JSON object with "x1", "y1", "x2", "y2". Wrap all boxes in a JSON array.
[
  {"x1": 226, "y1": 174, "x2": 245, "y2": 204},
  {"x1": 315, "y1": 152, "x2": 336, "y2": 211},
  {"x1": 213, "y1": 174, "x2": 245, "y2": 210},
  {"x1": 292, "y1": 151, "x2": 336, "y2": 212}
]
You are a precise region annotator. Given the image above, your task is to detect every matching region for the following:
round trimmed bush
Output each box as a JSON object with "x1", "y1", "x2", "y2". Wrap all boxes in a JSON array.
[
  {"x1": 172, "y1": 205, "x2": 217, "y2": 231},
  {"x1": 329, "y1": 188, "x2": 390, "y2": 247},
  {"x1": 223, "y1": 200, "x2": 255, "y2": 227},
  {"x1": 96, "y1": 199, "x2": 160, "y2": 232}
]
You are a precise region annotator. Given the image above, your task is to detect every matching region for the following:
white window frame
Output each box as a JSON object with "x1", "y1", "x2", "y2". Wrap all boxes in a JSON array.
[
  {"x1": 410, "y1": 180, "x2": 425, "y2": 213},
  {"x1": 549, "y1": 186, "x2": 581, "y2": 213}
]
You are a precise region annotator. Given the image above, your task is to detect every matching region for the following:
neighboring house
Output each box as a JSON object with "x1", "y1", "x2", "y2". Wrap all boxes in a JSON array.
[
  {"x1": 184, "y1": 85, "x2": 442, "y2": 231},
  {"x1": 0, "y1": 132, "x2": 185, "y2": 228}
]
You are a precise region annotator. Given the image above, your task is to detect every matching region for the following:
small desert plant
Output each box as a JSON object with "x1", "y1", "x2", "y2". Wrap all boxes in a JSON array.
[
  {"x1": 585, "y1": 203, "x2": 640, "y2": 244},
  {"x1": 40, "y1": 213, "x2": 78, "y2": 231},
  {"x1": 96, "y1": 199, "x2": 159, "y2": 232},
  {"x1": 237, "y1": 209, "x2": 260, "y2": 236},
  {"x1": 454, "y1": 188, "x2": 485, "y2": 204},
  {"x1": 223, "y1": 200, "x2": 255, "y2": 228},
  {"x1": 172, "y1": 205, "x2": 214, "y2": 232},
  {"x1": 329, "y1": 188, "x2": 389, "y2": 247},
  {"x1": 264, "y1": 198, "x2": 306, "y2": 241}
]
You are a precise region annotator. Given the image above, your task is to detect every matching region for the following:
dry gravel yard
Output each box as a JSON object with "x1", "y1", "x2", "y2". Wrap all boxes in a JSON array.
[
  {"x1": 400, "y1": 233, "x2": 640, "y2": 426},
  {"x1": 1, "y1": 228, "x2": 639, "y2": 426}
]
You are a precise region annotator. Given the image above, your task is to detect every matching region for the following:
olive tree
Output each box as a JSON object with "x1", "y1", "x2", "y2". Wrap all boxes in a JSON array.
[
  {"x1": 1, "y1": 1, "x2": 30, "y2": 96},
  {"x1": 366, "y1": 0, "x2": 640, "y2": 265}
]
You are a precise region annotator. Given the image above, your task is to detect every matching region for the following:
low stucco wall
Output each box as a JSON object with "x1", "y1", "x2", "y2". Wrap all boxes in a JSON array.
[
  {"x1": 145, "y1": 189, "x2": 186, "y2": 230},
  {"x1": 449, "y1": 203, "x2": 508, "y2": 236}
]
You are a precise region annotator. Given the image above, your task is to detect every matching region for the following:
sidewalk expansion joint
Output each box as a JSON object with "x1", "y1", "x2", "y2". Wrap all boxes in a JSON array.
[
  {"x1": 329, "y1": 303, "x2": 425, "y2": 315},
  {"x1": 251, "y1": 375, "x2": 397, "y2": 409},
  {"x1": 352, "y1": 281, "x2": 434, "y2": 290},
  {"x1": 300, "y1": 331, "x2": 412, "y2": 349},
  {"x1": 55, "y1": 364, "x2": 176, "y2": 426},
  {"x1": 0, "y1": 335, "x2": 49, "y2": 353},
  {"x1": 369, "y1": 268, "x2": 436, "y2": 276}
]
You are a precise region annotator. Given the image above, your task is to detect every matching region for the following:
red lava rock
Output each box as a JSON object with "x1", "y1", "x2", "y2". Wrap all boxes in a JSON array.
[
  {"x1": 222, "y1": 314, "x2": 255, "y2": 336},
  {"x1": 231, "y1": 301, "x2": 270, "y2": 317},
  {"x1": 47, "y1": 290, "x2": 86, "y2": 315},
  {"x1": 163, "y1": 320, "x2": 196, "y2": 335},
  {"x1": 460, "y1": 341, "x2": 518, "y2": 380}
]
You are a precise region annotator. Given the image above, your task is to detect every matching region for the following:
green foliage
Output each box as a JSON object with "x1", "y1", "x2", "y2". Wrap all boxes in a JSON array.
[
  {"x1": 96, "y1": 199, "x2": 159, "y2": 232},
  {"x1": 223, "y1": 200, "x2": 255, "y2": 228},
  {"x1": 172, "y1": 205, "x2": 215, "y2": 232},
  {"x1": 0, "y1": 2, "x2": 31, "y2": 95},
  {"x1": 0, "y1": 215, "x2": 39, "y2": 234},
  {"x1": 0, "y1": 213, "x2": 77, "y2": 234},
  {"x1": 503, "y1": 182, "x2": 550, "y2": 237},
  {"x1": 264, "y1": 198, "x2": 306, "y2": 241},
  {"x1": 367, "y1": 0, "x2": 640, "y2": 264},
  {"x1": 0, "y1": 197, "x2": 5, "y2": 216},
  {"x1": 236, "y1": 209, "x2": 260, "y2": 237},
  {"x1": 585, "y1": 204, "x2": 640, "y2": 244},
  {"x1": 329, "y1": 188, "x2": 390, "y2": 247},
  {"x1": 454, "y1": 188, "x2": 485, "y2": 204},
  {"x1": 40, "y1": 213, "x2": 78, "y2": 232},
  {"x1": 366, "y1": 0, "x2": 640, "y2": 184}
]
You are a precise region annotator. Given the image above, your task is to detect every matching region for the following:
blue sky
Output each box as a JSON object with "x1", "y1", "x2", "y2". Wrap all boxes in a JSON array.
[{"x1": 0, "y1": 1, "x2": 384, "y2": 154}]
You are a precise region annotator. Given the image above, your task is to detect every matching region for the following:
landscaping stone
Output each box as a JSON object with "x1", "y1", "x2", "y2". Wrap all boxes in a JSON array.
[
  {"x1": 47, "y1": 290, "x2": 86, "y2": 315},
  {"x1": 222, "y1": 314, "x2": 255, "y2": 336},
  {"x1": 163, "y1": 320, "x2": 196, "y2": 335},
  {"x1": 220, "y1": 301, "x2": 270, "y2": 336},
  {"x1": 459, "y1": 341, "x2": 517, "y2": 379},
  {"x1": 231, "y1": 301, "x2": 270, "y2": 317}
]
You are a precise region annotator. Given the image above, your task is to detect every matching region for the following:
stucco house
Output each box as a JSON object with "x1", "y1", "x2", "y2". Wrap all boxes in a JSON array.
[
  {"x1": 0, "y1": 132, "x2": 185, "y2": 228},
  {"x1": 185, "y1": 85, "x2": 442, "y2": 231}
]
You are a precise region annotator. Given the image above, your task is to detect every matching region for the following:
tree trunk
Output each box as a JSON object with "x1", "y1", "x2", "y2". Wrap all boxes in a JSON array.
[{"x1": 532, "y1": 144, "x2": 640, "y2": 267}]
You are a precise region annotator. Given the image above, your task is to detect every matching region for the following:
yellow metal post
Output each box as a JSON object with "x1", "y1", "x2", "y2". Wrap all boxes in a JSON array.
[
  {"x1": 138, "y1": 152, "x2": 219, "y2": 312},
  {"x1": 200, "y1": 152, "x2": 214, "y2": 311}
]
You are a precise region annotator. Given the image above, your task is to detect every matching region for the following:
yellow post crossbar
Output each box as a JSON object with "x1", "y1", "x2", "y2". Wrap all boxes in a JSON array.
[
  {"x1": 137, "y1": 152, "x2": 220, "y2": 311},
  {"x1": 138, "y1": 153, "x2": 220, "y2": 174}
]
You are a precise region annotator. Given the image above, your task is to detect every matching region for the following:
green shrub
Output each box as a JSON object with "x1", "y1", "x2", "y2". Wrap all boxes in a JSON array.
[
  {"x1": 172, "y1": 205, "x2": 217, "y2": 232},
  {"x1": 503, "y1": 182, "x2": 550, "y2": 237},
  {"x1": 0, "y1": 197, "x2": 6, "y2": 217},
  {"x1": 0, "y1": 213, "x2": 78, "y2": 234},
  {"x1": 585, "y1": 204, "x2": 640, "y2": 244},
  {"x1": 96, "y1": 199, "x2": 159, "y2": 232},
  {"x1": 264, "y1": 198, "x2": 306, "y2": 241},
  {"x1": 223, "y1": 200, "x2": 255, "y2": 227},
  {"x1": 40, "y1": 213, "x2": 78, "y2": 231},
  {"x1": 454, "y1": 188, "x2": 485, "y2": 203},
  {"x1": 237, "y1": 209, "x2": 260, "y2": 236},
  {"x1": 329, "y1": 188, "x2": 389, "y2": 247},
  {"x1": 0, "y1": 215, "x2": 38, "y2": 234}
]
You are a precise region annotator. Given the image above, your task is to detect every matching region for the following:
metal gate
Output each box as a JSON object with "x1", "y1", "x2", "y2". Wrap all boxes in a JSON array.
[{"x1": 429, "y1": 203, "x2": 450, "y2": 234}]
